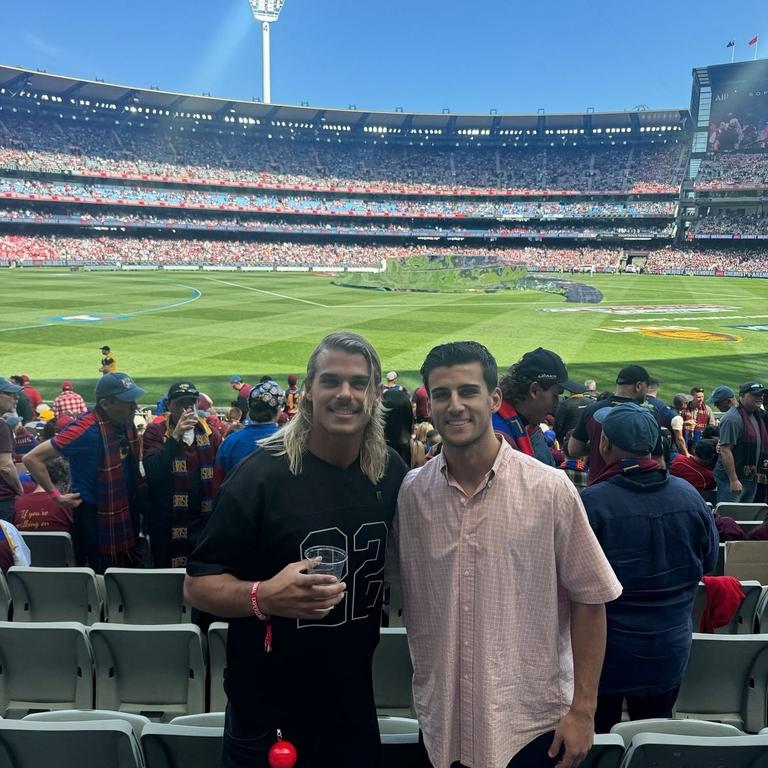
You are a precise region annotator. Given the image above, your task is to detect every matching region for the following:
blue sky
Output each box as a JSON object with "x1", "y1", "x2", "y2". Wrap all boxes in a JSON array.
[{"x1": 2, "y1": 1, "x2": 766, "y2": 114}]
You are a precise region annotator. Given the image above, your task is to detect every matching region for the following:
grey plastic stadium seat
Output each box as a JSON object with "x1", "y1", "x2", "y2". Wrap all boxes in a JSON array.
[
  {"x1": 716, "y1": 502, "x2": 768, "y2": 522},
  {"x1": 104, "y1": 568, "x2": 189, "y2": 624},
  {"x1": 0, "y1": 718, "x2": 143, "y2": 768},
  {"x1": 23, "y1": 709, "x2": 151, "y2": 739},
  {"x1": 691, "y1": 580, "x2": 762, "y2": 634},
  {"x1": 619, "y1": 733, "x2": 768, "y2": 768},
  {"x1": 755, "y1": 588, "x2": 768, "y2": 633},
  {"x1": 0, "y1": 571, "x2": 10, "y2": 621},
  {"x1": 7, "y1": 567, "x2": 103, "y2": 624},
  {"x1": 736, "y1": 520, "x2": 762, "y2": 537},
  {"x1": 90, "y1": 623, "x2": 205, "y2": 722},
  {"x1": 675, "y1": 634, "x2": 768, "y2": 732},
  {"x1": 704, "y1": 543, "x2": 725, "y2": 576},
  {"x1": 207, "y1": 622, "x2": 228, "y2": 713},
  {"x1": 373, "y1": 627, "x2": 413, "y2": 716},
  {"x1": 610, "y1": 717, "x2": 743, "y2": 747},
  {"x1": 141, "y1": 723, "x2": 223, "y2": 768},
  {"x1": 0, "y1": 621, "x2": 93, "y2": 717},
  {"x1": 169, "y1": 712, "x2": 224, "y2": 727},
  {"x1": 580, "y1": 734, "x2": 625, "y2": 768},
  {"x1": 20, "y1": 532, "x2": 76, "y2": 567},
  {"x1": 378, "y1": 716, "x2": 419, "y2": 735}
]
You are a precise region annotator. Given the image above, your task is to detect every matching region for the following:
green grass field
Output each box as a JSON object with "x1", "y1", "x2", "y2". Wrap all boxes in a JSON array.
[{"x1": 1, "y1": 269, "x2": 767, "y2": 407}]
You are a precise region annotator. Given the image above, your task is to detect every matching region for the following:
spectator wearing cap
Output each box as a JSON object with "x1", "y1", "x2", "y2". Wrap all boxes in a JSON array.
[
  {"x1": 670, "y1": 439, "x2": 718, "y2": 501},
  {"x1": 18, "y1": 375, "x2": 42, "y2": 411},
  {"x1": 23, "y1": 372, "x2": 147, "y2": 572},
  {"x1": 0, "y1": 378, "x2": 24, "y2": 520},
  {"x1": 713, "y1": 382, "x2": 768, "y2": 504},
  {"x1": 3, "y1": 414, "x2": 38, "y2": 460},
  {"x1": 229, "y1": 376, "x2": 253, "y2": 422},
  {"x1": 52, "y1": 381, "x2": 88, "y2": 421},
  {"x1": 284, "y1": 374, "x2": 302, "y2": 421},
  {"x1": 646, "y1": 378, "x2": 676, "y2": 430},
  {"x1": 383, "y1": 370, "x2": 407, "y2": 395},
  {"x1": 8, "y1": 376, "x2": 33, "y2": 423},
  {"x1": 681, "y1": 387, "x2": 715, "y2": 449},
  {"x1": 143, "y1": 382, "x2": 222, "y2": 568},
  {"x1": 99, "y1": 345, "x2": 117, "y2": 375},
  {"x1": 669, "y1": 394, "x2": 691, "y2": 458},
  {"x1": 569, "y1": 364, "x2": 662, "y2": 485},
  {"x1": 495, "y1": 347, "x2": 585, "y2": 466},
  {"x1": 708, "y1": 385, "x2": 736, "y2": 419},
  {"x1": 581, "y1": 403, "x2": 718, "y2": 732},
  {"x1": 215, "y1": 380, "x2": 284, "y2": 478}
]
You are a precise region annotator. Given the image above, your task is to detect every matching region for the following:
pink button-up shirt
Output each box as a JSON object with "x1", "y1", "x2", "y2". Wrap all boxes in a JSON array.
[{"x1": 390, "y1": 439, "x2": 622, "y2": 768}]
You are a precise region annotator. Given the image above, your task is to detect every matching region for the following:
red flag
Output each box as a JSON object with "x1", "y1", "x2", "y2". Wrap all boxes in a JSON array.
[{"x1": 748, "y1": 35, "x2": 758, "y2": 45}]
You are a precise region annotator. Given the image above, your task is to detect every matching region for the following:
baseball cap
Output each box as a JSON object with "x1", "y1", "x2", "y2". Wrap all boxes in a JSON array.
[
  {"x1": 61, "y1": 381, "x2": 73, "y2": 391},
  {"x1": 739, "y1": 381, "x2": 767, "y2": 396},
  {"x1": 0, "y1": 377, "x2": 22, "y2": 395},
  {"x1": 95, "y1": 372, "x2": 146, "y2": 402},
  {"x1": 249, "y1": 380, "x2": 285, "y2": 409},
  {"x1": 386, "y1": 371, "x2": 398, "y2": 381},
  {"x1": 229, "y1": 375, "x2": 242, "y2": 384},
  {"x1": 167, "y1": 381, "x2": 200, "y2": 402},
  {"x1": 100, "y1": 345, "x2": 111, "y2": 352},
  {"x1": 287, "y1": 374, "x2": 298, "y2": 386},
  {"x1": 21, "y1": 374, "x2": 30, "y2": 384},
  {"x1": 515, "y1": 347, "x2": 585, "y2": 393},
  {"x1": 616, "y1": 364, "x2": 652, "y2": 385},
  {"x1": 708, "y1": 385, "x2": 735, "y2": 404},
  {"x1": 593, "y1": 402, "x2": 660, "y2": 455},
  {"x1": 2, "y1": 414, "x2": 21, "y2": 429},
  {"x1": 196, "y1": 393, "x2": 213, "y2": 411}
]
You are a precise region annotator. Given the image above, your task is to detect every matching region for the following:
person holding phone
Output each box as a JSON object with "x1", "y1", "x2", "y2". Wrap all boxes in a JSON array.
[{"x1": 143, "y1": 381, "x2": 222, "y2": 568}]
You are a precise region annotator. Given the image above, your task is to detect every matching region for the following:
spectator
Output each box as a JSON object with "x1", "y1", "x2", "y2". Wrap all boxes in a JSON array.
[
  {"x1": 99, "y1": 345, "x2": 117, "y2": 375},
  {"x1": 229, "y1": 376, "x2": 253, "y2": 421},
  {"x1": 18, "y1": 375, "x2": 43, "y2": 411},
  {"x1": 284, "y1": 375, "x2": 301, "y2": 421},
  {"x1": 669, "y1": 394, "x2": 690, "y2": 457},
  {"x1": 581, "y1": 403, "x2": 718, "y2": 732},
  {"x1": 411, "y1": 382, "x2": 430, "y2": 424},
  {"x1": 708, "y1": 385, "x2": 737, "y2": 419},
  {"x1": 383, "y1": 370, "x2": 406, "y2": 395},
  {"x1": 52, "y1": 381, "x2": 88, "y2": 421},
  {"x1": 381, "y1": 388, "x2": 426, "y2": 469},
  {"x1": 682, "y1": 388, "x2": 715, "y2": 449},
  {"x1": 143, "y1": 381, "x2": 222, "y2": 568},
  {"x1": 3, "y1": 414, "x2": 38, "y2": 460},
  {"x1": 669, "y1": 438, "x2": 718, "y2": 497},
  {"x1": 13, "y1": 456, "x2": 73, "y2": 533},
  {"x1": 0, "y1": 377, "x2": 24, "y2": 520}
]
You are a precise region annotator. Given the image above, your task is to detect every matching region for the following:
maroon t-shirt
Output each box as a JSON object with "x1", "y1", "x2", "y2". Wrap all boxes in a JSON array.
[
  {"x1": 13, "y1": 492, "x2": 74, "y2": 533},
  {"x1": 0, "y1": 419, "x2": 17, "y2": 502},
  {"x1": 669, "y1": 454, "x2": 716, "y2": 491},
  {"x1": 413, "y1": 386, "x2": 430, "y2": 421}
]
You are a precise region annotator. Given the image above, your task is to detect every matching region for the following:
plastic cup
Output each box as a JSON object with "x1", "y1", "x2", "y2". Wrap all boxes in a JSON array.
[{"x1": 304, "y1": 545, "x2": 347, "y2": 580}]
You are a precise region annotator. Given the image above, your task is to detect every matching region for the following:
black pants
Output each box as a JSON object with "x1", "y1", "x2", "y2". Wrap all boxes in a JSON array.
[{"x1": 594, "y1": 686, "x2": 680, "y2": 734}]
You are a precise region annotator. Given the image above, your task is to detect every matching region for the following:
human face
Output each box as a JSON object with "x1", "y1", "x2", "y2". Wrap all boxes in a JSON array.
[
  {"x1": 427, "y1": 362, "x2": 501, "y2": 450},
  {"x1": 740, "y1": 391, "x2": 765, "y2": 414},
  {"x1": 716, "y1": 397, "x2": 736, "y2": 412},
  {"x1": 99, "y1": 397, "x2": 137, "y2": 426},
  {"x1": 528, "y1": 381, "x2": 564, "y2": 423},
  {"x1": 634, "y1": 381, "x2": 649, "y2": 403},
  {"x1": 306, "y1": 348, "x2": 374, "y2": 442},
  {"x1": 0, "y1": 391, "x2": 18, "y2": 416},
  {"x1": 168, "y1": 397, "x2": 197, "y2": 425},
  {"x1": 693, "y1": 391, "x2": 705, "y2": 407}
]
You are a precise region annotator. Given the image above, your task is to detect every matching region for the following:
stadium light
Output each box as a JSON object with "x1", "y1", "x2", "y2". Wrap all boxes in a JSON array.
[{"x1": 246, "y1": 0, "x2": 288, "y2": 104}]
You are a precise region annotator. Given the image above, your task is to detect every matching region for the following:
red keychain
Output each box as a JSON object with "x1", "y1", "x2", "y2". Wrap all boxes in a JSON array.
[{"x1": 268, "y1": 729, "x2": 297, "y2": 768}]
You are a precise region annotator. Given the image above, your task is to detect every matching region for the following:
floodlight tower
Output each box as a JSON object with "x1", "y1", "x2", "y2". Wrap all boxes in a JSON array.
[{"x1": 247, "y1": 0, "x2": 287, "y2": 104}]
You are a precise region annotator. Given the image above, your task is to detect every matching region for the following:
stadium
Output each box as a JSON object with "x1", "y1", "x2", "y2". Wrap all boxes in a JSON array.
[{"x1": 3, "y1": 9, "x2": 768, "y2": 768}]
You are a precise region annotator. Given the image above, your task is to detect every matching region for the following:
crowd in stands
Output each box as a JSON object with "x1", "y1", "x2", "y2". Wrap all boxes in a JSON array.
[
  {"x1": 696, "y1": 151, "x2": 768, "y2": 188},
  {"x1": 690, "y1": 211, "x2": 768, "y2": 237},
  {"x1": 0, "y1": 111, "x2": 686, "y2": 193}
]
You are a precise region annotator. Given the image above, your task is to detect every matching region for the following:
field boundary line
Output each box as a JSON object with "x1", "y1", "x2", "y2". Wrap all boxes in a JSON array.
[
  {"x1": 202, "y1": 277, "x2": 328, "y2": 307},
  {"x1": 0, "y1": 322, "x2": 57, "y2": 334}
]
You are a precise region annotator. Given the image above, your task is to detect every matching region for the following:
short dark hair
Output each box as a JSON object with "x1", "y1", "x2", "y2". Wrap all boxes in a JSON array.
[
  {"x1": 420, "y1": 341, "x2": 498, "y2": 393},
  {"x1": 499, "y1": 366, "x2": 559, "y2": 405},
  {"x1": 694, "y1": 438, "x2": 718, "y2": 465},
  {"x1": 701, "y1": 425, "x2": 719, "y2": 440},
  {"x1": 248, "y1": 400, "x2": 278, "y2": 423}
]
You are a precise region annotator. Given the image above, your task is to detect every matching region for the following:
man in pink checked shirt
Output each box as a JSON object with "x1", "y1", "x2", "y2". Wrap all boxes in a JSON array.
[{"x1": 389, "y1": 341, "x2": 622, "y2": 768}]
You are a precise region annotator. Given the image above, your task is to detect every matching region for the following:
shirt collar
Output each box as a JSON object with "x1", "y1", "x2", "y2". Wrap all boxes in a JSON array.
[{"x1": 437, "y1": 437, "x2": 512, "y2": 495}]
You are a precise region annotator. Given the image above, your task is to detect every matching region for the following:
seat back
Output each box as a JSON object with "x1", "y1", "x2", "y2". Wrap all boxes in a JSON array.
[
  {"x1": 141, "y1": 723, "x2": 223, "y2": 768},
  {"x1": 691, "y1": 580, "x2": 763, "y2": 634},
  {"x1": 20, "y1": 532, "x2": 76, "y2": 567},
  {"x1": 717, "y1": 502, "x2": 768, "y2": 521},
  {"x1": 705, "y1": 543, "x2": 725, "y2": 576},
  {"x1": 7, "y1": 567, "x2": 102, "y2": 624},
  {"x1": 581, "y1": 734, "x2": 625, "y2": 768},
  {"x1": 676, "y1": 634, "x2": 768, "y2": 732},
  {"x1": 0, "y1": 719, "x2": 143, "y2": 768},
  {"x1": 169, "y1": 713, "x2": 224, "y2": 727},
  {"x1": 90, "y1": 623, "x2": 205, "y2": 722},
  {"x1": 610, "y1": 717, "x2": 743, "y2": 747},
  {"x1": 104, "y1": 568, "x2": 189, "y2": 624},
  {"x1": 620, "y1": 733, "x2": 768, "y2": 768},
  {"x1": 0, "y1": 571, "x2": 10, "y2": 621},
  {"x1": 0, "y1": 621, "x2": 93, "y2": 717},
  {"x1": 725, "y1": 541, "x2": 768, "y2": 583},
  {"x1": 23, "y1": 708, "x2": 151, "y2": 740},
  {"x1": 207, "y1": 622, "x2": 228, "y2": 713},
  {"x1": 373, "y1": 628, "x2": 413, "y2": 716}
]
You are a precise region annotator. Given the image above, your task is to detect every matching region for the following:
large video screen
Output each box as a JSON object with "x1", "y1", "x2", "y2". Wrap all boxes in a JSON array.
[{"x1": 707, "y1": 60, "x2": 768, "y2": 151}]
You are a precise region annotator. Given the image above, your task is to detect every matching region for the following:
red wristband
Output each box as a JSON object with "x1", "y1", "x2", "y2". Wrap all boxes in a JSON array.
[
  {"x1": 47, "y1": 488, "x2": 61, "y2": 500},
  {"x1": 250, "y1": 581, "x2": 269, "y2": 621}
]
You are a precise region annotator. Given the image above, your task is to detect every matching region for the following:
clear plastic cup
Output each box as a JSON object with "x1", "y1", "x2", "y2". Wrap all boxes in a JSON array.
[{"x1": 304, "y1": 545, "x2": 347, "y2": 580}]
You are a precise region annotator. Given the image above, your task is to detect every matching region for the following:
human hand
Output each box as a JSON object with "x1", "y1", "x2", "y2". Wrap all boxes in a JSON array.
[
  {"x1": 730, "y1": 479, "x2": 744, "y2": 495},
  {"x1": 172, "y1": 408, "x2": 199, "y2": 441},
  {"x1": 257, "y1": 559, "x2": 346, "y2": 619},
  {"x1": 53, "y1": 492, "x2": 82, "y2": 509},
  {"x1": 548, "y1": 709, "x2": 594, "y2": 768}
]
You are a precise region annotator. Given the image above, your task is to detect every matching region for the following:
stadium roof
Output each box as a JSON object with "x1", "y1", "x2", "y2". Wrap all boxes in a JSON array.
[{"x1": 0, "y1": 65, "x2": 690, "y2": 138}]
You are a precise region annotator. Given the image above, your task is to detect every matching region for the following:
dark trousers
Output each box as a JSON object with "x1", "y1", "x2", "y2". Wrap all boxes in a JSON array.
[{"x1": 594, "y1": 686, "x2": 680, "y2": 734}]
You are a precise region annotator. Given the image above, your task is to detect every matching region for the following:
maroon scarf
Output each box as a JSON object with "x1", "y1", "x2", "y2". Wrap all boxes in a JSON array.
[
  {"x1": 590, "y1": 457, "x2": 661, "y2": 486},
  {"x1": 740, "y1": 406, "x2": 768, "y2": 486}
]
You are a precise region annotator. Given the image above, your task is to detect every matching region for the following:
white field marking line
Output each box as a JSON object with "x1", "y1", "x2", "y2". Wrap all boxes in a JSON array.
[
  {"x1": 0, "y1": 322, "x2": 57, "y2": 333},
  {"x1": 611, "y1": 314, "x2": 768, "y2": 323},
  {"x1": 202, "y1": 276, "x2": 329, "y2": 307},
  {"x1": 128, "y1": 285, "x2": 202, "y2": 316}
]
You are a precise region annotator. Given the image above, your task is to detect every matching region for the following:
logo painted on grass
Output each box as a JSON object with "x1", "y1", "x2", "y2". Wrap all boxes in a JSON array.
[
  {"x1": 730, "y1": 324, "x2": 768, "y2": 332},
  {"x1": 539, "y1": 304, "x2": 736, "y2": 315},
  {"x1": 597, "y1": 326, "x2": 742, "y2": 342}
]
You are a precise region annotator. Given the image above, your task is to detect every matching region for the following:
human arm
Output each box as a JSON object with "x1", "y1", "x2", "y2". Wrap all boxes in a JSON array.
[
  {"x1": 0, "y1": 451, "x2": 23, "y2": 496},
  {"x1": 22, "y1": 440, "x2": 81, "y2": 507},
  {"x1": 718, "y1": 444, "x2": 742, "y2": 494},
  {"x1": 567, "y1": 436, "x2": 588, "y2": 459},
  {"x1": 548, "y1": 602, "x2": 606, "y2": 768},
  {"x1": 672, "y1": 428, "x2": 688, "y2": 456}
]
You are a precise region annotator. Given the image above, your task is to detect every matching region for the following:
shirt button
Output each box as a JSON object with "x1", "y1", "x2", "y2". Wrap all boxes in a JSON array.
[
  {"x1": 464, "y1": 605, "x2": 470, "y2": 612},
  {"x1": 464, "y1": 640, "x2": 470, "y2": 647},
  {"x1": 464, "y1": 570, "x2": 470, "y2": 577}
]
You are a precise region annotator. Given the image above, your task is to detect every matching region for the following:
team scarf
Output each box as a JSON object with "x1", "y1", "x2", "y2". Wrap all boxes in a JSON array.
[
  {"x1": 590, "y1": 457, "x2": 662, "y2": 486},
  {"x1": 94, "y1": 411, "x2": 143, "y2": 564},
  {"x1": 165, "y1": 416, "x2": 216, "y2": 568},
  {"x1": 495, "y1": 401, "x2": 534, "y2": 457},
  {"x1": 683, "y1": 402, "x2": 711, "y2": 441},
  {"x1": 738, "y1": 406, "x2": 768, "y2": 486}
]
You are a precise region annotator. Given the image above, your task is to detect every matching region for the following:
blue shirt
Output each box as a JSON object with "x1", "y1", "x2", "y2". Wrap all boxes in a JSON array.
[
  {"x1": 216, "y1": 422, "x2": 279, "y2": 476},
  {"x1": 581, "y1": 469, "x2": 719, "y2": 696}
]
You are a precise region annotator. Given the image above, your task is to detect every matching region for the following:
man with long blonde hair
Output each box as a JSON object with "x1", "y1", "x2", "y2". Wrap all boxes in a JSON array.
[{"x1": 185, "y1": 331, "x2": 407, "y2": 768}]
